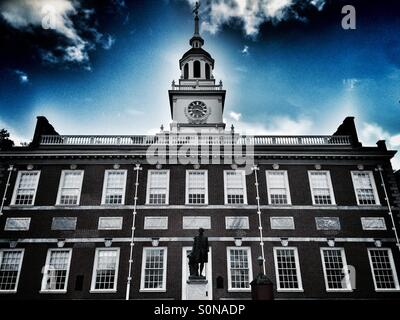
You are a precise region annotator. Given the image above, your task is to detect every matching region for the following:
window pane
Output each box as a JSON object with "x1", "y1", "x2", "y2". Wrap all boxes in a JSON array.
[
  {"x1": 94, "y1": 250, "x2": 118, "y2": 290},
  {"x1": 369, "y1": 249, "x2": 398, "y2": 289},
  {"x1": 226, "y1": 171, "x2": 245, "y2": 204},
  {"x1": 322, "y1": 249, "x2": 349, "y2": 290},
  {"x1": 353, "y1": 172, "x2": 377, "y2": 205},
  {"x1": 310, "y1": 172, "x2": 332, "y2": 205},
  {"x1": 148, "y1": 171, "x2": 168, "y2": 204},
  {"x1": 104, "y1": 171, "x2": 126, "y2": 204},
  {"x1": 229, "y1": 249, "x2": 250, "y2": 289},
  {"x1": 0, "y1": 250, "x2": 23, "y2": 291},
  {"x1": 143, "y1": 249, "x2": 165, "y2": 289},
  {"x1": 267, "y1": 171, "x2": 289, "y2": 204},
  {"x1": 275, "y1": 249, "x2": 300, "y2": 289},
  {"x1": 43, "y1": 250, "x2": 70, "y2": 291},
  {"x1": 187, "y1": 171, "x2": 206, "y2": 204},
  {"x1": 59, "y1": 171, "x2": 83, "y2": 205},
  {"x1": 14, "y1": 172, "x2": 39, "y2": 205}
]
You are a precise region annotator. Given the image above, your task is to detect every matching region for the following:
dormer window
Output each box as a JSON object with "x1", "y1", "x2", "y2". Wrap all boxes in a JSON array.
[{"x1": 193, "y1": 60, "x2": 201, "y2": 78}]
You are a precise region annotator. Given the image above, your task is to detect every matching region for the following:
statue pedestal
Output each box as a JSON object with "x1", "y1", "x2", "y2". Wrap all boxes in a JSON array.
[{"x1": 186, "y1": 278, "x2": 208, "y2": 300}]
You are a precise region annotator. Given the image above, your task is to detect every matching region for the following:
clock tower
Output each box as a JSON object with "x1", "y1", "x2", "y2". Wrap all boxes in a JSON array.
[{"x1": 168, "y1": 2, "x2": 226, "y2": 133}]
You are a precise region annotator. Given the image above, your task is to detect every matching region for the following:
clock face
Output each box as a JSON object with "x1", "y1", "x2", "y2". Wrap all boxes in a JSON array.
[{"x1": 186, "y1": 101, "x2": 209, "y2": 121}]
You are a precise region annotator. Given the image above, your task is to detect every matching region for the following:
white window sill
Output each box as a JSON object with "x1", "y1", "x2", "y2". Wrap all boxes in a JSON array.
[
  {"x1": 375, "y1": 288, "x2": 400, "y2": 292},
  {"x1": 4, "y1": 229, "x2": 29, "y2": 232},
  {"x1": 40, "y1": 290, "x2": 67, "y2": 294},
  {"x1": 185, "y1": 203, "x2": 208, "y2": 206},
  {"x1": 227, "y1": 288, "x2": 251, "y2": 293},
  {"x1": 9, "y1": 204, "x2": 34, "y2": 208},
  {"x1": 139, "y1": 289, "x2": 167, "y2": 293},
  {"x1": 277, "y1": 289, "x2": 304, "y2": 293},
  {"x1": 89, "y1": 289, "x2": 117, "y2": 293},
  {"x1": 145, "y1": 203, "x2": 169, "y2": 206},
  {"x1": 0, "y1": 290, "x2": 17, "y2": 294},
  {"x1": 357, "y1": 204, "x2": 382, "y2": 207},
  {"x1": 55, "y1": 204, "x2": 80, "y2": 207},
  {"x1": 326, "y1": 289, "x2": 353, "y2": 292}
]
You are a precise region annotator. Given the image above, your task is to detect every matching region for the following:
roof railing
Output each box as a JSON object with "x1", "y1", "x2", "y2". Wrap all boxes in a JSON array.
[{"x1": 40, "y1": 134, "x2": 352, "y2": 146}]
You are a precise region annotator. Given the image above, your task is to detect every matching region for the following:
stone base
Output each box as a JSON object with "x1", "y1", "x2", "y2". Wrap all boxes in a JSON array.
[{"x1": 186, "y1": 278, "x2": 208, "y2": 300}]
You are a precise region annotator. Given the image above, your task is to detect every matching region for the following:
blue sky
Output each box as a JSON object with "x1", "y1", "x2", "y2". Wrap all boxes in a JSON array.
[{"x1": 0, "y1": 0, "x2": 399, "y2": 168}]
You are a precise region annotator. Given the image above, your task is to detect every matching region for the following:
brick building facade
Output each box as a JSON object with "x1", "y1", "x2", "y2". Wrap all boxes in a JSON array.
[{"x1": 1, "y1": 7, "x2": 400, "y2": 300}]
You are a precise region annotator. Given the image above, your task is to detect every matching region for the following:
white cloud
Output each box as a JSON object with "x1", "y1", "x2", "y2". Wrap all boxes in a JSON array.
[
  {"x1": 226, "y1": 112, "x2": 313, "y2": 135},
  {"x1": 100, "y1": 34, "x2": 116, "y2": 50},
  {"x1": 188, "y1": 0, "x2": 327, "y2": 36},
  {"x1": 241, "y1": 45, "x2": 249, "y2": 55},
  {"x1": 0, "y1": 0, "x2": 114, "y2": 66},
  {"x1": 358, "y1": 122, "x2": 400, "y2": 169},
  {"x1": 229, "y1": 111, "x2": 242, "y2": 121},
  {"x1": 14, "y1": 70, "x2": 29, "y2": 84}
]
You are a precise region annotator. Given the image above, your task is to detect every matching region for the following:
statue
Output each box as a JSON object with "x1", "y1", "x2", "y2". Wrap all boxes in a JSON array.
[{"x1": 188, "y1": 228, "x2": 209, "y2": 279}]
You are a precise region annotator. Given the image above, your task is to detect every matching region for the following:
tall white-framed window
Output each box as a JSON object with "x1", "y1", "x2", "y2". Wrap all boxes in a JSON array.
[
  {"x1": 146, "y1": 170, "x2": 170, "y2": 205},
  {"x1": 140, "y1": 247, "x2": 167, "y2": 292},
  {"x1": 308, "y1": 171, "x2": 336, "y2": 205},
  {"x1": 320, "y1": 248, "x2": 352, "y2": 291},
  {"x1": 40, "y1": 249, "x2": 72, "y2": 293},
  {"x1": 266, "y1": 170, "x2": 291, "y2": 205},
  {"x1": 90, "y1": 248, "x2": 120, "y2": 292},
  {"x1": 0, "y1": 249, "x2": 24, "y2": 293},
  {"x1": 56, "y1": 170, "x2": 84, "y2": 205},
  {"x1": 101, "y1": 170, "x2": 127, "y2": 205},
  {"x1": 11, "y1": 171, "x2": 40, "y2": 206},
  {"x1": 351, "y1": 171, "x2": 380, "y2": 205},
  {"x1": 224, "y1": 170, "x2": 247, "y2": 205},
  {"x1": 273, "y1": 247, "x2": 303, "y2": 291},
  {"x1": 227, "y1": 247, "x2": 252, "y2": 291},
  {"x1": 368, "y1": 248, "x2": 400, "y2": 291},
  {"x1": 186, "y1": 170, "x2": 208, "y2": 205}
]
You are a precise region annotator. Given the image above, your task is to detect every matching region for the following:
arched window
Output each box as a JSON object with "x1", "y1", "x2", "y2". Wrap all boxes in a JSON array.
[
  {"x1": 193, "y1": 60, "x2": 201, "y2": 78},
  {"x1": 184, "y1": 63, "x2": 189, "y2": 79},
  {"x1": 205, "y1": 63, "x2": 210, "y2": 79}
]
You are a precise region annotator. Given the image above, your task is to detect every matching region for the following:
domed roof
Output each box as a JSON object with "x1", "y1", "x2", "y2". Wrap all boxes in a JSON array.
[{"x1": 180, "y1": 47, "x2": 214, "y2": 66}]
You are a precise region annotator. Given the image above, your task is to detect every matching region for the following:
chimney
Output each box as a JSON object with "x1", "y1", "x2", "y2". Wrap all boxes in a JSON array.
[
  {"x1": 30, "y1": 116, "x2": 59, "y2": 148},
  {"x1": 333, "y1": 117, "x2": 362, "y2": 148}
]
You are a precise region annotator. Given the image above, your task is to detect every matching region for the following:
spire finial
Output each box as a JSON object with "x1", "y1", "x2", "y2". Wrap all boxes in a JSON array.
[{"x1": 193, "y1": 1, "x2": 200, "y2": 35}]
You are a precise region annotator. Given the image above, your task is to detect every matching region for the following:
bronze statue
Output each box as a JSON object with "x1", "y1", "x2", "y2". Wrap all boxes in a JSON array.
[{"x1": 188, "y1": 228, "x2": 209, "y2": 279}]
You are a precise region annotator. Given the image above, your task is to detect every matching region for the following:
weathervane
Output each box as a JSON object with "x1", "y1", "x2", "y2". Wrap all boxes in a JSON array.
[{"x1": 193, "y1": 1, "x2": 200, "y2": 17}]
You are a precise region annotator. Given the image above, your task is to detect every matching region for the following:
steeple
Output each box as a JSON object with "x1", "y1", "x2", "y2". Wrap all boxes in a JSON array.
[
  {"x1": 168, "y1": 1, "x2": 226, "y2": 134},
  {"x1": 190, "y1": 1, "x2": 204, "y2": 48}
]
